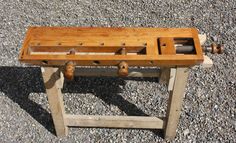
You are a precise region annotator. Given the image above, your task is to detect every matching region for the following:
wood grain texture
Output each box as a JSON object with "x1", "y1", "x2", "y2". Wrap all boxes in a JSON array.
[
  {"x1": 164, "y1": 67, "x2": 189, "y2": 140},
  {"x1": 168, "y1": 68, "x2": 176, "y2": 91},
  {"x1": 19, "y1": 27, "x2": 204, "y2": 66},
  {"x1": 41, "y1": 67, "x2": 68, "y2": 137},
  {"x1": 65, "y1": 115, "x2": 164, "y2": 129}
]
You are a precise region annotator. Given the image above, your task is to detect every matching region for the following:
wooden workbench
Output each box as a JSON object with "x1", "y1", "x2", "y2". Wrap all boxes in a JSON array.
[{"x1": 19, "y1": 27, "x2": 212, "y2": 140}]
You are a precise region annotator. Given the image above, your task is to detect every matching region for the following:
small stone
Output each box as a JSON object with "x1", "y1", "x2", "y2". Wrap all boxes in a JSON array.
[
  {"x1": 0, "y1": 33, "x2": 4, "y2": 38},
  {"x1": 183, "y1": 129, "x2": 190, "y2": 136}
]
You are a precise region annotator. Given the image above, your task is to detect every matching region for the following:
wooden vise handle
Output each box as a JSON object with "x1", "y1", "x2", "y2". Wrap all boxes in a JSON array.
[
  {"x1": 64, "y1": 61, "x2": 75, "y2": 80},
  {"x1": 117, "y1": 48, "x2": 129, "y2": 77},
  {"x1": 64, "y1": 49, "x2": 76, "y2": 80},
  {"x1": 203, "y1": 43, "x2": 224, "y2": 54},
  {"x1": 118, "y1": 61, "x2": 129, "y2": 77}
]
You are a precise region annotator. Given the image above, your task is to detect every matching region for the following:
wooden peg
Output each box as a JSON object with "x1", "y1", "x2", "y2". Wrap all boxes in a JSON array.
[
  {"x1": 118, "y1": 61, "x2": 128, "y2": 77},
  {"x1": 117, "y1": 48, "x2": 128, "y2": 76},
  {"x1": 64, "y1": 61, "x2": 75, "y2": 80}
]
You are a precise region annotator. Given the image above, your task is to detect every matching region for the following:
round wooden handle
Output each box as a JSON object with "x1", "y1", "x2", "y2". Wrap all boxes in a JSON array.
[
  {"x1": 64, "y1": 61, "x2": 75, "y2": 80},
  {"x1": 211, "y1": 43, "x2": 224, "y2": 54},
  {"x1": 118, "y1": 61, "x2": 128, "y2": 77}
]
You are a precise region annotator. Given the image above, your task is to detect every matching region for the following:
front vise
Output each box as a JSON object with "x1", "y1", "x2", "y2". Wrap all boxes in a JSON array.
[{"x1": 203, "y1": 43, "x2": 224, "y2": 54}]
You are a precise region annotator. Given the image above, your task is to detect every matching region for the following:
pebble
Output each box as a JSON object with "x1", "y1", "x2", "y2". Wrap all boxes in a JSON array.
[{"x1": 183, "y1": 129, "x2": 190, "y2": 136}]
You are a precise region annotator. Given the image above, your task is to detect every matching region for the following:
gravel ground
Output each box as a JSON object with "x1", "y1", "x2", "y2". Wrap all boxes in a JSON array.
[{"x1": 0, "y1": 0, "x2": 235, "y2": 142}]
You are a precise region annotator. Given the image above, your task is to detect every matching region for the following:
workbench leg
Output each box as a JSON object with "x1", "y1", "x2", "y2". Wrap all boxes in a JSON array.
[
  {"x1": 164, "y1": 67, "x2": 189, "y2": 140},
  {"x1": 41, "y1": 67, "x2": 68, "y2": 137}
]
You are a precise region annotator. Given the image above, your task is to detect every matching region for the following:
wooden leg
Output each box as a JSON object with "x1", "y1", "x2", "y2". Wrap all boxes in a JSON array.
[
  {"x1": 41, "y1": 67, "x2": 68, "y2": 137},
  {"x1": 167, "y1": 68, "x2": 176, "y2": 91},
  {"x1": 159, "y1": 67, "x2": 170, "y2": 83},
  {"x1": 164, "y1": 67, "x2": 189, "y2": 140}
]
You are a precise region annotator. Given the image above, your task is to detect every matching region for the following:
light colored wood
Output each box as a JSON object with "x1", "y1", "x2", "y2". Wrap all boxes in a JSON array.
[
  {"x1": 198, "y1": 34, "x2": 207, "y2": 45},
  {"x1": 201, "y1": 55, "x2": 213, "y2": 68},
  {"x1": 19, "y1": 27, "x2": 204, "y2": 66},
  {"x1": 21, "y1": 29, "x2": 208, "y2": 139},
  {"x1": 30, "y1": 52, "x2": 139, "y2": 55},
  {"x1": 65, "y1": 115, "x2": 164, "y2": 129},
  {"x1": 74, "y1": 67, "x2": 161, "y2": 77},
  {"x1": 159, "y1": 37, "x2": 176, "y2": 54},
  {"x1": 20, "y1": 54, "x2": 204, "y2": 66},
  {"x1": 168, "y1": 68, "x2": 176, "y2": 91},
  {"x1": 41, "y1": 67, "x2": 68, "y2": 136},
  {"x1": 164, "y1": 67, "x2": 189, "y2": 140},
  {"x1": 159, "y1": 68, "x2": 170, "y2": 83},
  {"x1": 18, "y1": 30, "x2": 211, "y2": 140}
]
